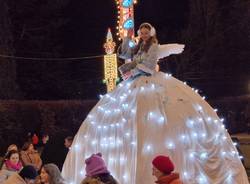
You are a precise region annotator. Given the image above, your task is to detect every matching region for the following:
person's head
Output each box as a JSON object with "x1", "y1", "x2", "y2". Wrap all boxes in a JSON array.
[
  {"x1": 134, "y1": 22, "x2": 158, "y2": 54},
  {"x1": 7, "y1": 144, "x2": 18, "y2": 153},
  {"x1": 85, "y1": 153, "x2": 110, "y2": 177},
  {"x1": 137, "y1": 22, "x2": 157, "y2": 42},
  {"x1": 42, "y1": 134, "x2": 49, "y2": 144},
  {"x1": 40, "y1": 163, "x2": 64, "y2": 184},
  {"x1": 19, "y1": 165, "x2": 38, "y2": 184},
  {"x1": 6, "y1": 150, "x2": 20, "y2": 165},
  {"x1": 64, "y1": 136, "x2": 73, "y2": 148},
  {"x1": 152, "y1": 155, "x2": 174, "y2": 179},
  {"x1": 22, "y1": 142, "x2": 34, "y2": 152}
]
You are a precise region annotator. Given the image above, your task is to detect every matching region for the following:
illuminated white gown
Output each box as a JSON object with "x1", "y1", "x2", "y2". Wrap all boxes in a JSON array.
[{"x1": 62, "y1": 44, "x2": 249, "y2": 184}]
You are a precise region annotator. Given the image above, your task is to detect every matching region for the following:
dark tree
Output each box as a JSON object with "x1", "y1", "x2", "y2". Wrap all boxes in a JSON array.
[
  {"x1": 170, "y1": 0, "x2": 250, "y2": 97},
  {"x1": 0, "y1": 0, "x2": 19, "y2": 99}
]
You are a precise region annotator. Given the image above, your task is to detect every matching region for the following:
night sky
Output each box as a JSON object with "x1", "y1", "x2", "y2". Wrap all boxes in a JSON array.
[{"x1": 5, "y1": 0, "x2": 249, "y2": 100}]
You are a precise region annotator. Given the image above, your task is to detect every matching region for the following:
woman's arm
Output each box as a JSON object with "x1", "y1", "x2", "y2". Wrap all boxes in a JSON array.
[{"x1": 119, "y1": 37, "x2": 133, "y2": 60}]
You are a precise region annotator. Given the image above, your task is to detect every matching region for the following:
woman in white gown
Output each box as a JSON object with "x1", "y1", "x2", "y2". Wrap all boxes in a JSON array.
[{"x1": 62, "y1": 23, "x2": 249, "y2": 184}]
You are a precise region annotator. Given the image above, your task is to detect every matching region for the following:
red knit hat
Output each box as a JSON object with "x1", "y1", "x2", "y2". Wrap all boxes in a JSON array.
[{"x1": 152, "y1": 155, "x2": 174, "y2": 174}]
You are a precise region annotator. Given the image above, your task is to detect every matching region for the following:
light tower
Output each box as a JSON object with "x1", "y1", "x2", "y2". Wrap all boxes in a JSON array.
[
  {"x1": 115, "y1": 0, "x2": 138, "y2": 39},
  {"x1": 103, "y1": 28, "x2": 118, "y2": 92}
]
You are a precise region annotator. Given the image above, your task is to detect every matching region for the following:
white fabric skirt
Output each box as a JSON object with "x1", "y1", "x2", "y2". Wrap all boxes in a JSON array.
[{"x1": 62, "y1": 72, "x2": 249, "y2": 184}]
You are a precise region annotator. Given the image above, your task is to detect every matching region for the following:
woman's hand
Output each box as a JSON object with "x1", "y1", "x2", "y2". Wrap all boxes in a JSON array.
[{"x1": 122, "y1": 71, "x2": 132, "y2": 80}]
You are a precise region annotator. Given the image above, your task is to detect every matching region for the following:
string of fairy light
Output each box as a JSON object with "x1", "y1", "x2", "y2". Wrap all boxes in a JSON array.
[
  {"x1": 103, "y1": 0, "x2": 138, "y2": 92},
  {"x1": 115, "y1": 0, "x2": 138, "y2": 40}
]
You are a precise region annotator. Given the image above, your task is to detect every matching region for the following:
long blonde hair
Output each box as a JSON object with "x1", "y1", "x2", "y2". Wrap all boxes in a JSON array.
[{"x1": 133, "y1": 23, "x2": 158, "y2": 54}]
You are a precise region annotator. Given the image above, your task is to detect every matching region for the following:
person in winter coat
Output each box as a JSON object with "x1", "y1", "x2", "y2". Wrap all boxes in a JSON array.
[
  {"x1": 0, "y1": 150, "x2": 23, "y2": 183},
  {"x1": 152, "y1": 155, "x2": 183, "y2": 184},
  {"x1": 81, "y1": 153, "x2": 119, "y2": 184},
  {"x1": 39, "y1": 163, "x2": 67, "y2": 184},
  {"x1": 0, "y1": 144, "x2": 18, "y2": 169},
  {"x1": 20, "y1": 142, "x2": 42, "y2": 171},
  {"x1": 3, "y1": 165, "x2": 38, "y2": 184}
]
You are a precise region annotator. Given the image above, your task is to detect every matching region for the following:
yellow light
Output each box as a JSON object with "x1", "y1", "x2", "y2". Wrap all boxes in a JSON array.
[
  {"x1": 104, "y1": 54, "x2": 118, "y2": 92},
  {"x1": 103, "y1": 29, "x2": 118, "y2": 92},
  {"x1": 115, "y1": 0, "x2": 136, "y2": 39}
]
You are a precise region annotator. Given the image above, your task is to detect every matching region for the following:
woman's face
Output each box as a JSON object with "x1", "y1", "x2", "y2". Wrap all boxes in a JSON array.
[
  {"x1": 28, "y1": 144, "x2": 34, "y2": 152},
  {"x1": 152, "y1": 166, "x2": 164, "y2": 179},
  {"x1": 9, "y1": 153, "x2": 19, "y2": 165},
  {"x1": 40, "y1": 168, "x2": 49, "y2": 183},
  {"x1": 139, "y1": 27, "x2": 151, "y2": 42}
]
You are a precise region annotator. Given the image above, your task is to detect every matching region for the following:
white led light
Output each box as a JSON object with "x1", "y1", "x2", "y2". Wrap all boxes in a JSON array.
[
  {"x1": 122, "y1": 103, "x2": 129, "y2": 109},
  {"x1": 207, "y1": 117, "x2": 212, "y2": 122},
  {"x1": 221, "y1": 151, "x2": 226, "y2": 157},
  {"x1": 200, "y1": 152, "x2": 207, "y2": 160},
  {"x1": 91, "y1": 140, "x2": 97, "y2": 145},
  {"x1": 126, "y1": 82, "x2": 131, "y2": 87},
  {"x1": 201, "y1": 133, "x2": 207, "y2": 138},
  {"x1": 183, "y1": 171, "x2": 188, "y2": 177},
  {"x1": 158, "y1": 116, "x2": 165, "y2": 124},
  {"x1": 146, "y1": 145, "x2": 151, "y2": 151},
  {"x1": 131, "y1": 108, "x2": 136, "y2": 114},
  {"x1": 192, "y1": 132, "x2": 198, "y2": 138},
  {"x1": 87, "y1": 115, "x2": 93, "y2": 119},
  {"x1": 151, "y1": 84, "x2": 155, "y2": 89},
  {"x1": 125, "y1": 132, "x2": 130, "y2": 137},
  {"x1": 181, "y1": 135, "x2": 186, "y2": 141},
  {"x1": 198, "y1": 105, "x2": 203, "y2": 111},
  {"x1": 167, "y1": 142, "x2": 175, "y2": 149},
  {"x1": 131, "y1": 141, "x2": 136, "y2": 145},
  {"x1": 111, "y1": 97, "x2": 116, "y2": 102},
  {"x1": 189, "y1": 152, "x2": 195, "y2": 159}
]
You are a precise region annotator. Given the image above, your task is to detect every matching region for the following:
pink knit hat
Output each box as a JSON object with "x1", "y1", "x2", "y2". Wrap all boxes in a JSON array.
[{"x1": 85, "y1": 153, "x2": 110, "y2": 177}]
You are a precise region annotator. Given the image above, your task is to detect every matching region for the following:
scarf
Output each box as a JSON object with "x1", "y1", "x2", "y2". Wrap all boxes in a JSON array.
[{"x1": 5, "y1": 160, "x2": 23, "y2": 171}]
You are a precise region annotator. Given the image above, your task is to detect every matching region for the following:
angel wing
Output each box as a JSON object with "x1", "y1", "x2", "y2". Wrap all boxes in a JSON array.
[{"x1": 157, "y1": 44, "x2": 185, "y2": 60}]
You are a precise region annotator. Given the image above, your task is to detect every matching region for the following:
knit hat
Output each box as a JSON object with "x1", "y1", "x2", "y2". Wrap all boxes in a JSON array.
[
  {"x1": 152, "y1": 155, "x2": 174, "y2": 174},
  {"x1": 19, "y1": 165, "x2": 38, "y2": 179},
  {"x1": 85, "y1": 153, "x2": 110, "y2": 177}
]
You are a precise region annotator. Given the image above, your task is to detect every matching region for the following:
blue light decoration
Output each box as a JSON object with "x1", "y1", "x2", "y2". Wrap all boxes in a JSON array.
[
  {"x1": 129, "y1": 40, "x2": 136, "y2": 48},
  {"x1": 122, "y1": 0, "x2": 133, "y2": 8},
  {"x1": 123, "y1": 19, "x2": 134, "y2": 30}
]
